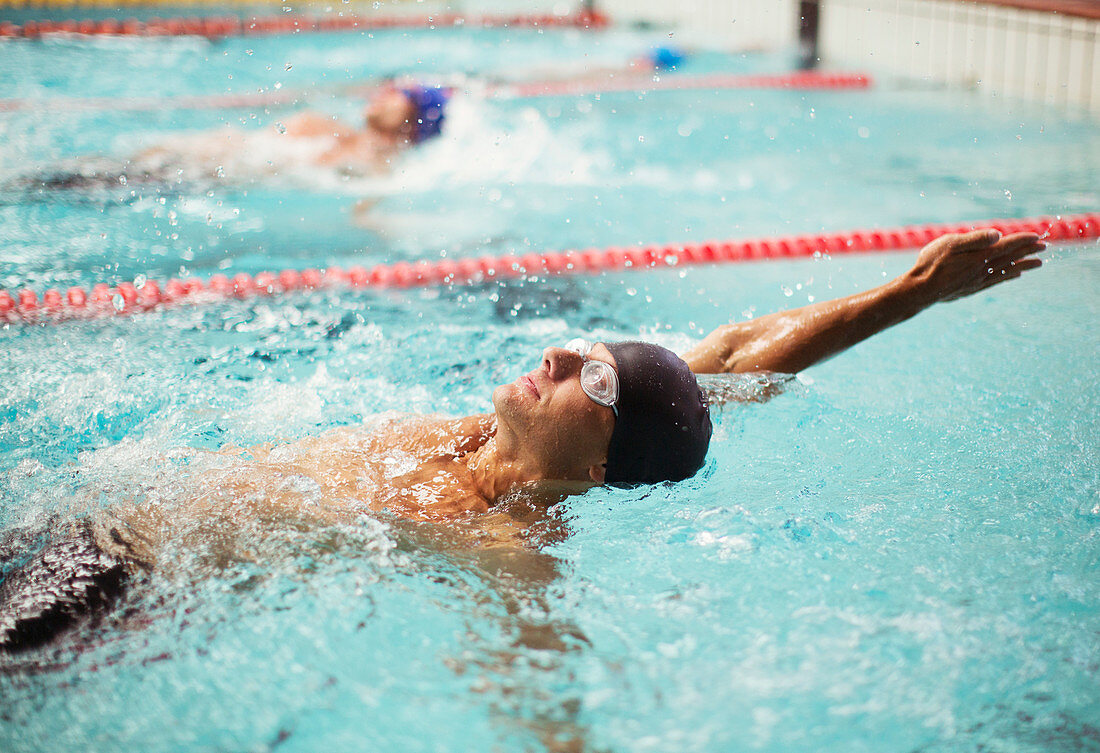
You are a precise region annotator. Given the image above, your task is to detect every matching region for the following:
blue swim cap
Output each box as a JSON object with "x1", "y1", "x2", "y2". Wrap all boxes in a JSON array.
[
  {"x1": 648, "y1": 46, "x2": 686, "y2": 71},
  {"x1": 400, "y1": 85, "x2": 450, "y2": 142}
]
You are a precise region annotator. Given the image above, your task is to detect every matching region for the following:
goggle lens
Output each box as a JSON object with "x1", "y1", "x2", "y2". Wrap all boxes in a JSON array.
[
  {"x1": 581, "y1": 361, "x2": 618, "y2": 406},
  {"x1": 564, "y1": 338, "x2": 619, "y2": 415}
]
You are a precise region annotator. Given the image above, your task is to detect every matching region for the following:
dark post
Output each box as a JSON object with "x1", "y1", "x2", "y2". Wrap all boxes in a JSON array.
[{"x1": 798, "y1": 0, "x2": 821, "y2": 70}]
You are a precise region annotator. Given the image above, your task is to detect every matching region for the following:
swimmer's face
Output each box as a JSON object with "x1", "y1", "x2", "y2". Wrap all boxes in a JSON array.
[
  {"x1": 493, "y1": 344, "x2": 617, "y2": 483},
  {"x1": 365, "y1": 88, "x2": 419, "y2": 140}
]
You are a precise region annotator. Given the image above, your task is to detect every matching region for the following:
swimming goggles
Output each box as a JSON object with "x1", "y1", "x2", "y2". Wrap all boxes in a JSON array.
[{"x1": 564, "y1": 338, "x2": 619, "y2": 417}]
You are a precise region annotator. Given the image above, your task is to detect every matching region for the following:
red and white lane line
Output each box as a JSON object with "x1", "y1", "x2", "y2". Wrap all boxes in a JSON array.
[{"x1": 2, "y1": 214, "x2": 1096, "y2": 324}]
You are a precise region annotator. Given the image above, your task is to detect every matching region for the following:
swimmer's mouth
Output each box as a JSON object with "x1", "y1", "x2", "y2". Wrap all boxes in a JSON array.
[{"x1": 520, "y1": 374, "x2": 540, "y2": 398}]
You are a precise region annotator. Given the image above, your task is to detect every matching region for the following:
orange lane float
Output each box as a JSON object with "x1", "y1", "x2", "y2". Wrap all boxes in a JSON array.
[
  {"x1": 491, "y1": 71, "x2": 872, "y2": 99},
  {"x1": 2, "y1": 214, "x2": 1096, "y2": 323}
]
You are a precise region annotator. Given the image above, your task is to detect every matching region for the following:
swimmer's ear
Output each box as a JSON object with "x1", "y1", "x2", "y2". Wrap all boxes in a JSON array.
[{"x1": 588, "y1": 463, "x2": 607, "y2": 484}]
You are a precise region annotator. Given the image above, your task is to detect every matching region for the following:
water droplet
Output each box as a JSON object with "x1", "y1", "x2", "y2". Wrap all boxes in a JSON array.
[
  {"x1": 275, "y1": 122, "x2": 287, "y2": 134},
  {"x1": 781, "y1": 285, "x2": 794, "y2": 297},
  {"x1": 285, "y1": 63, "x2": 293, "y2": 71},
  {"x1": 1004, "y1": 189, "x2": 1013, "y2": 200}
]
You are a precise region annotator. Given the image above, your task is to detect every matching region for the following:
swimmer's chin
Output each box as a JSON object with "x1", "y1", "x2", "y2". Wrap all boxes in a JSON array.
[{"x1": 501, "y1": 478, "x2": 598, "y2": 506}]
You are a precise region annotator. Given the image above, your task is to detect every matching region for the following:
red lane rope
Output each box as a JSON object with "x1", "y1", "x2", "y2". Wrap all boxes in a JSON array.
[
  {"x1": 0, "y1": 71, "x2": 873, "y2": 114},
  {"x1": 490, "y1": 71, "x2": 873, "y2": 98},
  {"x1": 2, "y1": 214, "x2": 1096, "y2": 324},
  {"x1": 0, "y1": 10, "x2": 608, "y2": 40},
  {"x1": 0, "y1": 89, "x2": 311, "y2": 114}
]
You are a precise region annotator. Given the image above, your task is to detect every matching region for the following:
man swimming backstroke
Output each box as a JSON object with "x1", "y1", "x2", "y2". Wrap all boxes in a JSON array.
[
  {"x1": 15, "y1": 83, "x2": 450, "y2": 192},
  {"x1": 0, "y1": 229, "x2": 1045, "y2": 651}
]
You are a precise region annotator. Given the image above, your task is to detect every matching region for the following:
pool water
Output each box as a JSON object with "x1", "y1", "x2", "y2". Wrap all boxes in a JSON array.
[{"x1": 2, "y1": 18, "x2": 1099, "y2": 753}]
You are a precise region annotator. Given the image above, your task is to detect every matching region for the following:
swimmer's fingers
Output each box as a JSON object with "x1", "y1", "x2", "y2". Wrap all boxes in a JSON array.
[
  {"x1": 1006, "y1": 257, "x2": 1043, "y2": 273},
  {"x1": 916, "y1": 230, "x2": 1047, "y2": 303},
  {"x1": 943, "y1": 256, "x2": 1043, "y2": 300},
  {"x1": 984, "y1": 232, "x2": 1046, "y2": 265},
  {"x1": 983, "y1": 256, "x2": 1043, "y2": 287},
  {"x1": 912, "y1": 229, "x2": 1001, "y2": 274},
  {"x1": 976, "y1": 235, "x2": 1046, "y2": 287},
  {"x1": 953, "y1": 229, "x2": 1041, "y2": 255},
  {"x1": 949, "y1": 228, "x2": 1005, "y2": 253},
  {"x1": 945, "y1": 230, "x2": 1044, "y2": 268}
]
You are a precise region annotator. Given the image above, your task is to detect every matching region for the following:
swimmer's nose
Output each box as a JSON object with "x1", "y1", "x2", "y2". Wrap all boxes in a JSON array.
[{"x1": 542, "y1": 347, "x2": 582, "y2": 382}]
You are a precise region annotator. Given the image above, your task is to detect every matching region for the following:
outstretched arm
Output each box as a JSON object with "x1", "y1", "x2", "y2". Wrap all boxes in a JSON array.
[{"x1": 681, "y1": 229, "x2": 1046, "y2": 375}]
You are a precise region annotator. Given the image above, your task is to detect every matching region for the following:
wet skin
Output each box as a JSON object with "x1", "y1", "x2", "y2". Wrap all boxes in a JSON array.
[
  {"x1": 97, "y1": 346, "x2": 617, "y2": 569},
  {"x1": 95, "y1": 229, "x2": 1046, "y2": 566}
]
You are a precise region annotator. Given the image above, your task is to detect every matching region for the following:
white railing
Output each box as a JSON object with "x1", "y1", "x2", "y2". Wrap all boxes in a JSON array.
[
  {"x1": 597, "y1": 0, "x2": 1100, "y2": 116},
  {"x1": 821, "y1": 0, "x2": 1098, "y2": 114}
]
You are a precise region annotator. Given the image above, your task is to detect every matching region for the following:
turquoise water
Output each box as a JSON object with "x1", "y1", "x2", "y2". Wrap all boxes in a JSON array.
[{"x1": 2, "y1": 20, "x2": 1099, "y2": 753}]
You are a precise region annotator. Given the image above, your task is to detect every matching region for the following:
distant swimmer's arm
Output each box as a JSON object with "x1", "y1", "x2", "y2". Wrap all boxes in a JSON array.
[{"x1": 681, "y1": 229, "x2": 1046, "y2": 375}]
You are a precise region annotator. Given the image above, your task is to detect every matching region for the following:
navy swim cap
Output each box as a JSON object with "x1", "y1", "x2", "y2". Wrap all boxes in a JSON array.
[
  {"x1": 400, "y1": 85, "x2": 450, "y2": 142},
  {"x1": 604, "y1": 342, "x2": 711, "y2": 485}
]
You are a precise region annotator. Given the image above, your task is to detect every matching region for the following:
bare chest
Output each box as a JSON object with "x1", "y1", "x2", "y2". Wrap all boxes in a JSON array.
[{"x1": 242, "y1": 419, "x2": 491, "y2": 519}]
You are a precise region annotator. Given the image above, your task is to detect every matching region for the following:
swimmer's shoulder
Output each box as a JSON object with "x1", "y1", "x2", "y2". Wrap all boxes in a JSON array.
[
  {"x1": 281, "y1": 111, "x2": 352, "y2": 139},
  {"x1": 374, "y1": 411, "x2": 492, "y2": 431},
  {"x1": 452, "y1": 413, "x2": 496, "y2": 437},
  {"x1": 309, "y1": 412, "x2": 492, "y2": 459},
  {"x1": 386, "y1": 412, "x2": 495, "y2": 454}
]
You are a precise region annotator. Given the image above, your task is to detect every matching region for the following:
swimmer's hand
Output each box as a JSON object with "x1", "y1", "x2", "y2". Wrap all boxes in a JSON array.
[
  {"x1": 904, "y1": 229, "x2": 1046, "y2": 305},
  {"x1": 683, "y1": 228, "x2": 1047, "y2": 377}
]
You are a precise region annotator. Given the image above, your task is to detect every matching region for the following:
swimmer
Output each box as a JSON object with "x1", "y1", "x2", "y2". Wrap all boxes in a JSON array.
[
  {"x1": 15, "y1": 83, "x2": 451, "y2": 192},
  {"x1": 484, "y1": 44, "x2": 687, "y2": 90},
  {"x1": 0, "y1": 229, "x2": 1046, "y2": 652}
]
